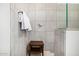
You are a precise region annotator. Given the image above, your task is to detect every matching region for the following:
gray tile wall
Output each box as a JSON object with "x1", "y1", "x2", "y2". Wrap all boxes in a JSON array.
[
  {"x1": 68, "y1": 4, "x2": 79, "y2": 28},
  {"x1": 10, "y1": 3, "x2": 66, "y2": 56},
  {"x1": 54, "y1": 29, "x2": 66, "y2": 56}
]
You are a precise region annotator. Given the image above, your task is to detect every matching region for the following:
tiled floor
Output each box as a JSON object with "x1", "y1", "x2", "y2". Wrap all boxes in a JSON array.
[{"x1": 28, "y1": 51, "x2": 54, "y2": 56}]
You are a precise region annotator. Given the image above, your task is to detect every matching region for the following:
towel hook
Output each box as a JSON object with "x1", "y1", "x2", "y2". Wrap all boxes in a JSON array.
[{"x1": 18, "y1": 11, "x2": 23, "y2": 14}]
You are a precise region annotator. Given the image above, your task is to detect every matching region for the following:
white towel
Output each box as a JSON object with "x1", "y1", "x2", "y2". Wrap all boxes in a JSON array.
[{"x1": 18, "y1": 11, "x2": 32, "y2": 31}]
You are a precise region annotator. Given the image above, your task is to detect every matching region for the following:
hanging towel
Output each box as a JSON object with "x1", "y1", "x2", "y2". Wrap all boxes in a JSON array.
[{"x1": 18, "y1": 11, "x2": 32, "y2": 31}]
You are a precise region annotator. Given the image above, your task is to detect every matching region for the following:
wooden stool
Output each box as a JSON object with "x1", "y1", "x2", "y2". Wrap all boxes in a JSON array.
[{"x1": 28, "y1": 41, "x2": 44, "y2": 56}]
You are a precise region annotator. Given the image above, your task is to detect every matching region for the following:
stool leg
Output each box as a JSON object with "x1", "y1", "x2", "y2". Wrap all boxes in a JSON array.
[
  {"x1": 42, "y1": 46, "x2": 44, "y2": 56},
  {"x1": 29, "y1": 52, "x2": 30, "y2": 56},
  {"x1": 29, "y1": 51, "x2": 31, "y2": 56},
  {"x1": 42, "y1": 51, "x2": 43, "y2": 56}
]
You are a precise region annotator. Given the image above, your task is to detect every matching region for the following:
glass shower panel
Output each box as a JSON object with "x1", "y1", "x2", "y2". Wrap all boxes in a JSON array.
[{"x1": 68, "y1": 4, "x2": 79, "y2": 29}]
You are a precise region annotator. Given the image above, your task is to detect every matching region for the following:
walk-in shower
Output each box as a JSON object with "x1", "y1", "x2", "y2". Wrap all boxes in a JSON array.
[{"x1": 10, "y1": 3, "x2": 79, "y2": 56}]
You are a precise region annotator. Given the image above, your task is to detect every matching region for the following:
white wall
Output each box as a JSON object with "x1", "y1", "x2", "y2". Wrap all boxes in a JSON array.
[
  {"x1": 66, "y1": 30, "x2": 79, "y2": 56},
  {"x1": 0, "y1": 4, "x2": 10, "y2": 56}
]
